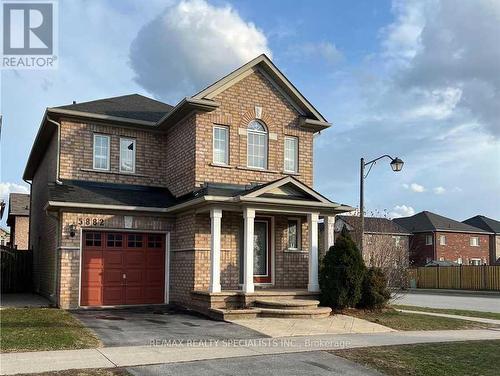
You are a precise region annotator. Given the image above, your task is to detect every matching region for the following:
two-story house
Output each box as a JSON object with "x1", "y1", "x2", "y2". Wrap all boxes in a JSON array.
[
  {"x1": 24, "y1": 55, "x2": 352, "y2": 317},
  {"x1": 463, "y1": 215, "x2": 500, "y2": 265},
  {"x1": 394, "y1": 211, "x2": 492, "y2": 266}
]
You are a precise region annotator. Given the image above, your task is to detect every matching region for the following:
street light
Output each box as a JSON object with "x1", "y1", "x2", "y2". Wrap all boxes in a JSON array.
[{"x1": 360, "y1": 155, "x2": 404, "y2": 254}]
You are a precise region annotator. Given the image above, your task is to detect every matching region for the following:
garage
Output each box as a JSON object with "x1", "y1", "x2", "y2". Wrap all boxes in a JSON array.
[{"x1": 80, "y1": 231, "x2": 166, "y2": 306}]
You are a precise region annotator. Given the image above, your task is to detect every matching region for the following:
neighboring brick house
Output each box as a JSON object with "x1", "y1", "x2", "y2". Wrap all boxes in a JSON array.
[
  {"x1": 463, "y1": 215, "x2": 500, "y2": 265},
  {"x1": 0, "y1": 227, "x2": 10, "y2": 246},
  {"x1": 7, "y1": 193, "x2": 30, "y2": 249},
  {"x1": 24, "y1": 55, "x2": 353, "y2": 314},
  {"x1": 394, "y1": 211, "x2": 492, "y2": 266},
  {"x1": 332, "y1": 215, "x2": 411, "y2": 266}
]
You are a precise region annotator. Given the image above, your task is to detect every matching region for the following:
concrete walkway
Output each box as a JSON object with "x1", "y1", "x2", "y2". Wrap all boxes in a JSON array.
[
  {"x1": 2, "y1": 329, "x2": 500, "y2": 375},
  {"x1": 398, "y1": 309, "x2": 500, "y2": 325},
  {"x1": 229, "y1": 314, "x2": 394, "y2": 337}
]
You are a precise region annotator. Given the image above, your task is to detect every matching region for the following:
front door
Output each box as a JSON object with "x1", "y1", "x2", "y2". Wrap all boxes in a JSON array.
[{"x1": 253, "y1": 218, "x2": 272, "y2": 283}]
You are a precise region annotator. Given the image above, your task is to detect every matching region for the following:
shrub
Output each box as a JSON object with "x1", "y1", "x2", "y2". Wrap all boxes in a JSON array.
[
  {"x1": 357, "y1": 267, "x2": 391, "y2": 309},
  {"x1": 319, "y1": 228, "x2": 366, "y2": 309}
]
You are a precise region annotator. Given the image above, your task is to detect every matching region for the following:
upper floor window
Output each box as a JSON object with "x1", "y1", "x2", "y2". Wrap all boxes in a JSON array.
[
  {"x1": 120, "y1": 138, "x2": 136, "y2": 173},
  {"x1": 93, "y1": 134, "x2": 110, "y2": 170},
  {"x1": 213, "y1": 126, "x2": 229, "y2": 165},
  {"x1": 470, "y1": 236, "x2": 479, "y2": 247},
  {"x1": 393, "y1": 235, "x2": 401, "y2": 246},
  {"x1": 439, "y1": 235, "x2": 446, "y2": 245},
  {"x1": 284, "y1": 136, "x2": 298, "y2": 173},
  {"x1": 425, "y1": 234, "x2": 433, "y2": 245},
  {"x1": 247, "y1": 120, "x2": 268, "y2": 169}
]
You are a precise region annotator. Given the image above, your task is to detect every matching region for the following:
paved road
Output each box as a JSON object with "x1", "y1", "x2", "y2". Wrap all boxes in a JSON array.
[
  {"x1": 73, "y1": 307, "x2": 266, "y2": 347},
  {"x1": 127, "y1": 351, "x2": 383, "y2": 376},
  {"x1": 392, "y1": 291, "x2": 500, "y2": 313}
]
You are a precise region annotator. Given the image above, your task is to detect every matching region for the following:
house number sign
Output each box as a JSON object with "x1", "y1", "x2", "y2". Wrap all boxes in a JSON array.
[{"x1": 77, "y1": 218, "x2": 105, "y2": 226}]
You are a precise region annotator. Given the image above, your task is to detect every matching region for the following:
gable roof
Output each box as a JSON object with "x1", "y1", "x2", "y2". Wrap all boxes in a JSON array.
[
  {"x1": 336, "y1": 215, "x2": 412, "y2": 235},
  {"x1": 463, "y1": 215, "x2": 500, "y2": 234},
  {"x1": 7, "y1": 193, "x2": 30, "y2": 227},
  {"x1": 192, "y1": 54, "x2": 330, "y2": 129},
  {"x1": 394, "y1": 211, "x2": 492, "y2": 234},
  {"x1": 52, "y1": 94, "x2": 174, "y2": 123}
]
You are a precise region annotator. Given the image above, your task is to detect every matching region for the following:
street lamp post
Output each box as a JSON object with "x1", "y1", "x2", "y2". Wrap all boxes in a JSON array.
[{"x1": 359, "y1": 155, "x2": 404, "y2": 255}]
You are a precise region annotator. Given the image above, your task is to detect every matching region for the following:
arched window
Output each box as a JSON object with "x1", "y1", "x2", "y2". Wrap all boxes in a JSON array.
[{"x1": 247, "y1": 120, "x2": 268, "y2": 169}]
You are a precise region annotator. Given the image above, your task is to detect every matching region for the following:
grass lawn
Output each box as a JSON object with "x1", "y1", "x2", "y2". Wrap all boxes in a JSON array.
[
  {"x1": 334, "y1": 340, "x2": 500, "y2": 376},
  {"x1": 0, "y1": 308, "x2": 101, "y2": 353},
  {"x1": 345, "y1": 308, "x2": 498, "y2": 331},
  {"x1": 392, "y1": 305, "x2": 500, "y2": 320}
]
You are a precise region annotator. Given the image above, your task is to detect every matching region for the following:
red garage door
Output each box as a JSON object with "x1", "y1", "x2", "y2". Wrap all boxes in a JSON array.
[{"x1": 81, "y1": 231, "x2": 166, "y2": 306}]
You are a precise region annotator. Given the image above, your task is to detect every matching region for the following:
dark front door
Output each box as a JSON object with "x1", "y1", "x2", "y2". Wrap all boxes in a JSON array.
[{"x1": 253, "y1": 218, "x2": 272, "y2": 283}]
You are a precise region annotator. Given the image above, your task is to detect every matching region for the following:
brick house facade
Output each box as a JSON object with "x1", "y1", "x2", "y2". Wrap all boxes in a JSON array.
[
  {"x1": 395, "y1": 211, "x2": 492, "y2": 266},
  {"x1": 7, "y1": 193, "x2": 30, "y2": 249},
  {"x1": 24, "y1": 55, "x2": 353, "y2": 313}
]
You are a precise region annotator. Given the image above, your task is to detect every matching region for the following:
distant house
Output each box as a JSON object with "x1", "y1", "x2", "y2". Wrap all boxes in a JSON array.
[
  {"x1": 333, "y1": 215, "x2": 411, "y2": 266},
  {"x1": 463, "y1": 215, "x2": 500, "y2": 265},
  {"x1": 394, "y1": 211, "x2": 492, "y2": 266},
  {"x1": 7, "y1": 193, "x2": 30, "y2": 249},
  {"x1": 0, "y1": 227, "x2": 10, "y2": 246}
]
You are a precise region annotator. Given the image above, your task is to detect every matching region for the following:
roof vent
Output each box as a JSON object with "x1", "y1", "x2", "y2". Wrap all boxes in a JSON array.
[{"x1": 72, "y1": 101, "x2": 76, "y2": 104}]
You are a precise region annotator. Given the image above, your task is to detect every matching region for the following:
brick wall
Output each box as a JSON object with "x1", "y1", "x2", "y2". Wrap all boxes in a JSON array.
[
  {"x1": 12, "y1": 216, "x2": 30, "y2": 249},
  {"x1": 195, "y1": 70, "x2": 314, "y2": 188},
  {"x1": 434, "y1": 231, "x2": 490, "y2": 265},
  {"x1": 59, "y1": 119, "x2": 168, "y2": 187},
  {"x1": 409, "y1": 233, "x2": 435, "y2": 266},
  {"x1": 30, "y1": 132, "x2": 59, "y2": 301}
]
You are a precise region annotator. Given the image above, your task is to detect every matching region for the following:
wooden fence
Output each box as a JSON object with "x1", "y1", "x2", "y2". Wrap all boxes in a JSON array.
[
  {"x1": 408, "y1": 265, "x2": 500, "y2": 291},
  {"x1": 0, "y1": 246, "x2": 33, "y2": 293}
]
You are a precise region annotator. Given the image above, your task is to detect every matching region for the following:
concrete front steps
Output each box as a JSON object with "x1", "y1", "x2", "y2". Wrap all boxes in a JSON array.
[{"x1": 210, "y1": 299, "x2": 332, "y2": 320}]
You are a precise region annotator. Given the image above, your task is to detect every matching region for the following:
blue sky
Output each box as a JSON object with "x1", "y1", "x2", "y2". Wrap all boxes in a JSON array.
[{"x1": 1, "y1": 0, "x2": 499, "y2": 228}]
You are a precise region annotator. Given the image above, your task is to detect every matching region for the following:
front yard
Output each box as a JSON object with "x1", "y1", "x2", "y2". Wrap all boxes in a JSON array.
[
  {"x1": 0, "y1": 308, "x2": 100, "y2": 352},
  {"x1": 392, "y1": 304, "x2": 500, "y2": 320},
  {"x1": 334, "y1": 340, "x2": 500, "y2": 376},
  {"x1": 344, "y1": 308, "x2": 498, "y2": 331}
]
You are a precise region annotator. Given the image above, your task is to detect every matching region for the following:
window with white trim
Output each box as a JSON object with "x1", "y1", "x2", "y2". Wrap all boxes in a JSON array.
[
  {"x1": 247, "y1": 120, "x2": 268, "y2": 169},
  {"x1": 470, "y1": 236, "x2": 479, "y2": 247},
  {"x1": 213, "y1": 126, "x2": 229, "y2": 165},
  {"x1": 393, "y1": 236, "x2": 401, "y2": 246},
  {"x1": 457, "y1": 257, "x2": 463, "y2": 265},
  {"x1": 284, "y1": 136, "x2": 298, "y2": 173},
  {"x1": 439, "y1": 235, "x2": 446, "y2": 245},
  {"x1": 120, "y1": 138, "x2": 136, "y2": 173},
  {"x1": 425, "y1": 234, "x2": 433, "y2": 245},
  {"x1": 93, "y1": 134, "x2": 110, "y2": 170},
  {"x1": 287, "y1": 218, "x2": 300, "y2": 250},
  {"x1": 470, "y1": 258, "x2": 481, "y2": 266}
]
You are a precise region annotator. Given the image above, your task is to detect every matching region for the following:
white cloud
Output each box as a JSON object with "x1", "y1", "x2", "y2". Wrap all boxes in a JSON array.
[
  {"x1": 389, "y1": 205, "x2": 416, "y2": 218},
  {"x1": 433, "y1": 186, "x2": 446, "y2": 194},
  {"x1": 287, "y1": 41, "x2": 343, "y2": 65},
  {"x1": 403, "y1": 182, "x2": 426, "y2": 193},
  {"x1": 0, "y1": 182, "x2": 29, "y2": 201},
  {"x1": 129, "y1": 0, "x2": 271, "y2": 102}
]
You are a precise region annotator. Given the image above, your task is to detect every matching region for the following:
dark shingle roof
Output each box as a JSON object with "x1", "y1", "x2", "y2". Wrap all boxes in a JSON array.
[
  {"x1": 337, "y1": 215, "x2": 411, "y2": 235},
  {"x1": 8, "y1": 193, "x2": 30, "y2": 216},
  {"x1": 49, "y1": 180, "x2": 177, "y2": 208},
  {"x1": 463, "y1": 215, "x2": 500, "y2": 233},
  {"x1": 394, "y1": 211, "x2": 491, "y2": 234},
  {"x1": 55, "y1": 94, "x2": 174, "y2": 123}
]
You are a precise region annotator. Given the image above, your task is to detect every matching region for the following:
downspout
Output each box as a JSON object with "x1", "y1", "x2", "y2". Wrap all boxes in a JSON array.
[
  {"x1": 46, "y1": 209, "x2": 60, "y2": 305},
  {"x1": 46, "y1": 117, "x2": 63, "y2": 185},
  {"x1": 23, "y1": 178, "x2": 34, "y2": 292}
]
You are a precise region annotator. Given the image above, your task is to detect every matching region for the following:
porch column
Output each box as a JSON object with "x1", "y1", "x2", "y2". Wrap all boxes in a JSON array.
[
  {"x1": 242, "y1": 207, "x2": 255, "y2": 293},
  {"x1": 209, "y1": 208, "x2": 222, "y2": 293},
  {"x1": 308, "y1": 212, "x2": 320, "y2": 292},
  {"x1": 324, "y1": 215, "x2": 336, "y2": 252}
]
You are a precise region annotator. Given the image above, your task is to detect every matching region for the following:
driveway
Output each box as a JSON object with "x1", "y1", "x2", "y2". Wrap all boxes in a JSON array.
[
  {"x1": 0, "y1": 293, "x2": 50, "y2": 308},
  {"x1": 127, "y1": 351, "x2": 383, "y2": 376},
  {"x1": 73, "y1": 307, "x2": 266, "y2": 347},
  {"x1": 392, "y1": 290, "x2": 500, "y2": 313}
]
